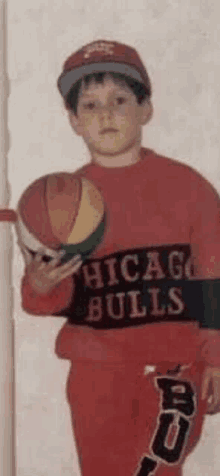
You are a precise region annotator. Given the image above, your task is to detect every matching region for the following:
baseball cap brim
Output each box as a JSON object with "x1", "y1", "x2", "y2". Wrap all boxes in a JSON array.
[{"x1": 58, "y1": 62, "x2": 144, "y2": 98}]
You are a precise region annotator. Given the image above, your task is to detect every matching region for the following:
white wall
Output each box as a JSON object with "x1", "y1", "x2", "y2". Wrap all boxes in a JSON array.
[{"x1": 7, "y1": 0, "x2": 220, "y2": 474}]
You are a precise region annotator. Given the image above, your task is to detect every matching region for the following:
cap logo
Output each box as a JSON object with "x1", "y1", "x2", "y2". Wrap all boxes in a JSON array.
[{"x1": 83, "y1": 41, "x2": 115, "y2": 59}]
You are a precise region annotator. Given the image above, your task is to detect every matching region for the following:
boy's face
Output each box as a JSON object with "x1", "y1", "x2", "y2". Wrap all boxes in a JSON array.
[{"x1": 68, "y1": 75, "x2": 152, "y2": 158}]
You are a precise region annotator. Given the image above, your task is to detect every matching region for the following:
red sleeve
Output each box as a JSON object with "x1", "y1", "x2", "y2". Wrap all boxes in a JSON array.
[
  {"x1": 200, "y1": 332, "x2": 220, "y2": 367},
  {"x1": 189, "y1": 171, "x2": 220, "y2": 366},
  {"x1": 21, "y1": 273, "x2": 74, "y2": 315},
  {"x1": 190, "y1": 172, "x2": 220, "y2": 279}
]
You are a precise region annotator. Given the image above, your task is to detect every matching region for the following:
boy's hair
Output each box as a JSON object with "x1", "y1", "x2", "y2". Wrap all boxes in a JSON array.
[{"x1": 65, "y1": 72, "x2": 151, "y2": 115}]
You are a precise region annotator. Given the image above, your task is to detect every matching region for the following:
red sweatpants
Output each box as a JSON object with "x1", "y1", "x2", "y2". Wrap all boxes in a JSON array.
[{"x1": 66, "y1": 359, "x2": 208, "y2": 476}]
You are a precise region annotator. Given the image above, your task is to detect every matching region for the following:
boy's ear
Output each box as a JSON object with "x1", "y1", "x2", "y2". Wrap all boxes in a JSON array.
[
  {"x1": 68, "y1": 110, "x2": 83, "y2": 136},
  {"x1": 140, "y1": 100, "x2": 153, "y2": 125}
]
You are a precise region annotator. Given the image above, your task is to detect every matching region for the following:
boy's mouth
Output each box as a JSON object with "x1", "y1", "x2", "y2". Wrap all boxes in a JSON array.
[{"x1": 100, "y1": 128, "x2": 118, "y2": 134}]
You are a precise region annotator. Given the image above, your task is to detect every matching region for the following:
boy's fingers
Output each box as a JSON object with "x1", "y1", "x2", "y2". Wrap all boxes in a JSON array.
[
  {"x1": 49, "y1": 253, "x2": 81, "y2": 269},
  {"x1": 57, "y1": 262, "x2": 82, "y2": 281},
  {"x1": 20, "y1": 245, "x2": 30, "y2": 259},
  {"x1": 50, "y1": 258, "x2": 82, "y2": 283},
  {"x1": 37, "y1": 250, "x2": 66, "y2": 269},
  {"x1": 62, "y1": 253, "x2": 81, "y2": 263},
  {"x1": 58, "y1": 259, "x2": 82, "y2": 278},
  {"x1": 62, "y1": 261, "x2": 83, "y2": 275},
  {"x1": 59, "y1": 254, "x2": 82, "y2": 270},
  {"x1": 34, "y1": 250, "x2": 46, "y2": 263},
  {"x1": 19, "y1": 244, "x2": 33, "y2": 265},
  {"x1": 71, "y1": 259, "x2": 83, "y2": 273},
  {"x1": 49, "y1": 255, "x2": 63, "y2": 267}
]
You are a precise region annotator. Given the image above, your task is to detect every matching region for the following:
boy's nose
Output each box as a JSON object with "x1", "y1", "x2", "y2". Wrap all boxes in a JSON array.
[{"x1": 98, "y1": 104, "x2": 114, "y2": 124}]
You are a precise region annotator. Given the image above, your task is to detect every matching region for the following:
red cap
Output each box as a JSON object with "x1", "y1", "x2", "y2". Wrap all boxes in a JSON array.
[{"x1": 57, "y1": 40, "x2": 151, "y2": 99}]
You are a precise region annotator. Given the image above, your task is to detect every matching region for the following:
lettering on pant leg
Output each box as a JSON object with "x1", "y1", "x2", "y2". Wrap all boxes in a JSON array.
[
  {"x1": 152, "y1": 412, "x2": 189, "y2": 463},
  {"x1": 156, "y1": 378, "x2": 195, "y2": 416},
  {"x1": 136, "y1": 457, "x2": 157, "y2": 476},
  {"x1": 137, "y1": 373, "x2": 196, "y2": 473}
]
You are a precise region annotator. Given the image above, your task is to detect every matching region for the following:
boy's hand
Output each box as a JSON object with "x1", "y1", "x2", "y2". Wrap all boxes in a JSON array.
[
  {"x1": 202, "y1": 366, "x2": 220, "y2": 414},
  {"x1": 19, "y1": 243, "x2": 82, "y2": 295}
]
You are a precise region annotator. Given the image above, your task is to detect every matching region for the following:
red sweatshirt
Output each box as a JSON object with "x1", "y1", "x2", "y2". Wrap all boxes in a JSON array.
[{"x1": 21, "y1": 148, "x2": 220, "y2": 367}]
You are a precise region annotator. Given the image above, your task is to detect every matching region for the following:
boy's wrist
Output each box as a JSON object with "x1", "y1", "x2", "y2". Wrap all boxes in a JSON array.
[{"x1": 22, "y1": 273, "x2": 74, "y2": 315}]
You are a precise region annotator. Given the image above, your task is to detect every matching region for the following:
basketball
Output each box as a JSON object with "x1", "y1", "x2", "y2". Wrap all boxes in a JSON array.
[{"x1": 16, "y1": 173, "x2": 105, "y2": 262}]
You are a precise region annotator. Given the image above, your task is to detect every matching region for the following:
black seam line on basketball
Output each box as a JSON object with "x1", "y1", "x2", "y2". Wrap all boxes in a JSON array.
[
  {"x1": 60, "y1": 214, "x2": 106, "y2": 262},
  {"x1": 60, "y1": 174, "x2": 82, "y2": 239},
  {"x1": 71, "y1": 175, "x2": 83, "y2": 230},
  {"x1": 45, "y1": 174, "x2": 56, "y2": 244}
]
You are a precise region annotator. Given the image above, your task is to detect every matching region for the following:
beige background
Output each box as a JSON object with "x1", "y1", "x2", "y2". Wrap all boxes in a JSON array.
[{"x1": 7, "y1": 0, "x2": 220, "y2": 474}]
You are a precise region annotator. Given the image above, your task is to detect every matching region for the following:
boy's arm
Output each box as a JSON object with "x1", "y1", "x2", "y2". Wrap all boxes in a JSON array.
[
  {"x1": 189, "y1": 172, "x2": 220, "y2": 360},
  {"x1": 20, "y1": 245, "x2": 82, "y2": 315},
  {"x1": 201, "y1": 331, "x2": 220, "y2": 415},
  {"x1": 189, "y1": 173, "x2": 220, "y2": 413}
]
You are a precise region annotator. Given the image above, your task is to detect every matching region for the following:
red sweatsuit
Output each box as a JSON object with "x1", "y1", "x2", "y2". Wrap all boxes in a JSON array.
[{"x1": 21, "y1": 148, "x2": 220, "y2": 475}]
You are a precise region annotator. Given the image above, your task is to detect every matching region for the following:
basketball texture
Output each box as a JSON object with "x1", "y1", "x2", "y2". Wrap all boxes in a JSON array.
[{"x1": 17, "y1": 173, "x2": 105, "y2": 262}]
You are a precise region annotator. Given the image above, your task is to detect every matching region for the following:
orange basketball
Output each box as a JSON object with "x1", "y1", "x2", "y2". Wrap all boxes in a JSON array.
[{"x1": 17, "y1": 173, "x2": 105, "y2": 262}]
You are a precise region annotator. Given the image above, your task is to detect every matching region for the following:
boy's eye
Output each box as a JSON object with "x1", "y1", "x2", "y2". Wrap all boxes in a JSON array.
[
  {"x1": 116, "y1": 96, "x2": 126, "y2": 105},
  {"x1": 83, "y1": 102, "x2": 96, "y2": 110}
]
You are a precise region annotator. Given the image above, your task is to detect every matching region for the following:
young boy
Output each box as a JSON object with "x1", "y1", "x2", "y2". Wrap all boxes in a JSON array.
[{"x1": 19, "y1": 40, "x2": 220, "y2": 475}]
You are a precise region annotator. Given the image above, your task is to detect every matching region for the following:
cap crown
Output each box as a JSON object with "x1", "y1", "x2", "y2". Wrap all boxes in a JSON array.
[{"x1": 57, "y1": 40, "x2": 151, "y2": 99}]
